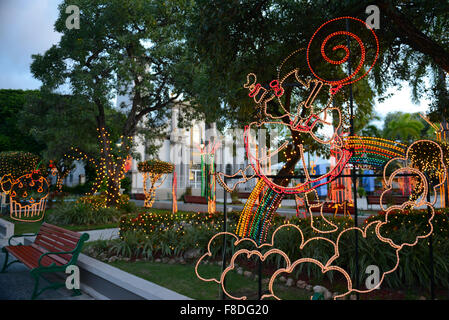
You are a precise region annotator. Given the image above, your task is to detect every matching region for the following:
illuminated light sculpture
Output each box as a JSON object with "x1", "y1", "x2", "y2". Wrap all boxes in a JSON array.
[
  {"x1": 197, "y1": 16, "x2": 446, "y2": 300},
  {"x1": 1, "y1": 172, "x2": 49, "y2": 222},
  {"x1": 306, "y1": 16, "x2": 379, "y2": 88},
  {"x1": 196, "y1": 140, "x2": 446, "y2": 299},
  {"x1": 172, "y1": 171, "x2": 178, "y2": 214},
  {"x1": 419, "y1": 113, "x2": 449, "y2": 207},
  {"x1": 199, "y1": 141, "x2": 220, "y2": 214},
  {"x1": 344, "y1": 136, "x2": 407, "y2": 169},
  {"x1": 216, "y1": 16, "x2": 380, "y2": 244},
  {"x1": 138, "y1": 159, "x2": 174, "y2": 208},
  {"x1": 49, "y1": 160, "x2": 58, "y2": 176}
]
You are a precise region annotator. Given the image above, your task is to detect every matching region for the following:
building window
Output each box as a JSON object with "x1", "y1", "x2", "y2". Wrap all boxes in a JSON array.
[{"x1": 189, "y1": 169, "x2": 202, "y2": 189}]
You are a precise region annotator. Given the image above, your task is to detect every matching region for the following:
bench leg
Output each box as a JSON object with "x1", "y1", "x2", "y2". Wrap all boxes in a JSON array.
[
  {"x1": 0, "y1": 249, "x2": 9, "y2": 273},
  {"x1": 72, "y1": 288, "x2": 82, "y2": 297},
  {"x1": 30, "y1": 269, "x2": 67, "y2": 300},
  {"x1": 1, "y1": 249, "x2": 22, "y2": 273},
  {"x1": 31, "y1": 272, "x2": 40, "y2": 300}
]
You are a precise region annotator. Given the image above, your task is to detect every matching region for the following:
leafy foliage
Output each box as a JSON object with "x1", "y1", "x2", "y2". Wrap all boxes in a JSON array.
[
  {"x1": 0, "y1": 151, "x2": 42, "y2": 179},
  {"x1": 137, "y1": 159, "x2": 174, "y2": 174},
  {"x1": 46, "y1": 202, "x2": 122, "y2": 226},
  {"x1": 0, "y1": 90, "x2": 45, "y2": 154},
  {"x1": 90, "y1": 208, "x2": 449, "y2": 290}
]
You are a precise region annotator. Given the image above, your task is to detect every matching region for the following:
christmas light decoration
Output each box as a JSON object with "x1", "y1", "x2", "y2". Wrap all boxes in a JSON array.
[
  {"x1": 196, "y1": 139, "x2": 446, "y2": 299},
  {"x1": 1, "y1": 172, "x2": 49, "y2": 222},
  {"x1": 306, "y1": 16, "x2": 379, "y2": 88},
  {"x1": 0, "y1": 151, "x2": 41, "y2": 180},
  {"x1": 198, "y1": 141, "x2": 220, "y2": 214},
  {"x1": 172, "y1": 171, "x2": 178, "y2": 214},
  {"x1": 138, "y1": 159, "x2": 174, "y2": 208},
  {"x1": 64, "y1": 127, "x2": 133, "y2": 206},
  {"x1": 196, "y1": 16, "x2": 445, "y2": 300},
  {"x1": 344, "y1": 136, "x2": 407, "y2": 169}
]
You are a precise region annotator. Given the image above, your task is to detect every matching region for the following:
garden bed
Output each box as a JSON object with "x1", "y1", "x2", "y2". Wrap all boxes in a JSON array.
[{"x1": 80, "y1": 208, "x2": 449, "y2": 300}]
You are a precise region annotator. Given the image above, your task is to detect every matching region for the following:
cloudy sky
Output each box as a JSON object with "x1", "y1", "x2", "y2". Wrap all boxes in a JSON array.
[
  {"x1": 0, "y1": 0, "x2": 62, "y2": 90},
  {"x1": 0, "y1": 0, "x2": 431, "y2": 128}
]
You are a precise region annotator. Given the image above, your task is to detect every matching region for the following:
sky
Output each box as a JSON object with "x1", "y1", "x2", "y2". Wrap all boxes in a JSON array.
[{"x1": 0, "y1": 0, "x2": 432, "y2": 129}]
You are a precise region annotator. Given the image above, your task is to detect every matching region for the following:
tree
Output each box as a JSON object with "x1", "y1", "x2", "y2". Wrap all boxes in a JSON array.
[
  {"x1": 30, "y1": 0, "x2": 197, "y2": 207},
  {"x1": 18, "y1": 91, "x2": 132, "y2": 193},
  {"x1": 182, "y1": 0, "x2": 448, "y2": 183},
  {"x1": 182, "y1": 1, "x2": 379, "y2": 183},
  {"x1": 0, "y1": 90, "x2": 45, "y2": 154},
  {"x1": 383, "y1": 112, "x2": 424, "y2": 144},
  {"x1": 0, "y1": 151, "x2": 42, "y2": 180},
  {"x1": 137, "y1": 159, "x2": 174, "y2": 208}
]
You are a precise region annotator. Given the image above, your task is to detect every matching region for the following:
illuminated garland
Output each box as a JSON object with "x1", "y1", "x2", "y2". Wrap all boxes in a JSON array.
[
  {"x1": 172, "y1": 171, "x2": 178, "y2": 214},
  {"x1": 64, "y1": 127, "x2": 133, "y2": 206},
  {"x1": 344, "y1": 136, "x2": 407, "y2": 169},
  {"x1": 0, "y1": 151, "x2": 41, "y2": 180}
]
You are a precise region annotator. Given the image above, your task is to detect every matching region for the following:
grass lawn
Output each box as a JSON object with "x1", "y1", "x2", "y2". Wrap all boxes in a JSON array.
[{"x1": 108, "y1": 260, "x2": 312, "y2": 300}]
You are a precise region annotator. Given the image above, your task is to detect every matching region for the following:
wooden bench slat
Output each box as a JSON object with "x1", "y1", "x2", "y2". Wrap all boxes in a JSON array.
[
  {"x1": 34, "y1": 236, "x2": 74, "y2": 261},
  {"x1": 35, "y1": 234, "x2": 75, "y2": 252},
  {"x1": 5, "y1": 246, "x2": 39, "y2": 269},
  {"x1": 35, "y1": 230, "x2": 78, "y2": 250},
  {"x1": 40, "y1": 222, "x2": 81, "y2": 239},
  {"x1": 30, "y1": 244, "x2": 70, "y2": 265},
  {"x1": 37, "y1": 228, "x2": 77, "y2": 243},
  {"x1": 5, "y1": 246, "x2": 64, "y2": 269},
  {"x1": 40, "y1": 223, "x2": 81, "y2": 242}
]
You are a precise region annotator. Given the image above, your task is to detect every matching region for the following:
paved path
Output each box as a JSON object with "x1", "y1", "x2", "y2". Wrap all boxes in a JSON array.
[
  {"x1": 0, "y1": 251, "x2": 94, "y2": 300},
  {"x1": 134, "y1": 200, "x2": 371, "y2": 224}
]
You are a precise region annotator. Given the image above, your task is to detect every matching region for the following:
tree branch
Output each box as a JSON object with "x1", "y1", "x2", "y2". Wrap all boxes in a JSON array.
[{"x1": 376, "y1": 0, "x2": 449, "y2": 73}]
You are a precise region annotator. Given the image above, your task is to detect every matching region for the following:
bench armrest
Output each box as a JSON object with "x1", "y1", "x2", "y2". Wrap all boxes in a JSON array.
[
  {"x1": 37, "y1": 250, "x2": 76, "y2": 268},
  {"x1": 8, "y1": 233, "x2": 38, "y2": 246}
]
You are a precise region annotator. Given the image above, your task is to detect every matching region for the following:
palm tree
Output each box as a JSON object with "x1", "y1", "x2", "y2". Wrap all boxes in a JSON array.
[{"x1": 383, "y1": 113, "x2": 424, "y2": 144}]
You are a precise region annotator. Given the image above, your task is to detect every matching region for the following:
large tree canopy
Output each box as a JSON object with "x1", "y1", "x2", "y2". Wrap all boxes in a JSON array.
[
  {"x1": 0, "y1": 90, "x2": 45, "y2": 154},
  {"x1": 30, "y1": 0, "x2": 199, "y2": 206},
  {"x1": 178, "y1": 0, "x2": 448, "y2": 181},
  {"x1": 182, "y1": 0, "x2": 448, "y2": 127}
]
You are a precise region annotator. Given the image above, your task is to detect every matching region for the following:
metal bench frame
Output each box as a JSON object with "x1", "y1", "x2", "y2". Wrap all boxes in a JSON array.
[{"x1": 1, "y1": 223, "x2": 89, "y2": 299}]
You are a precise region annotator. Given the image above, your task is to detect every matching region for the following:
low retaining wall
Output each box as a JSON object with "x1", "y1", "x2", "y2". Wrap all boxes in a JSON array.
[
  {"x1": 19, "y1": 227, "x2": 191, "y2": 300},
  {"x1": 0, "y1": 218, "x2": 14, "y2": 239},
  {"x1": 77, "y1": 254, "x2": 192, "y2": 300}
]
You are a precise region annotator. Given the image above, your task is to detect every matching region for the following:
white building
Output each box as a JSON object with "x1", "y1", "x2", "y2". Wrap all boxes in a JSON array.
[{"x1": 122, "y1": 101, "x2": 253, "y2": 200}]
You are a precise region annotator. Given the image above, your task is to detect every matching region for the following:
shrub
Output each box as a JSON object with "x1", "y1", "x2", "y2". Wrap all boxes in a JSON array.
[
  {"x1": 89, "y1": 208, "x2": 449, "y2": 290},
  {"x1": 46, "y1": 201, "x2": 122, "y2": 226},
  {"x1": 77, "y1": 194, "x2": 130, "y2": 211},
  {"x1": 62, "y1": 183, "x2": 92, "y2": 195}
]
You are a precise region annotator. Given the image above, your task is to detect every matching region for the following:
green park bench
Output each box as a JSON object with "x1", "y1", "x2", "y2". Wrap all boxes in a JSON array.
[{"x1": 1, "y1": 222, "x2": 89, "y2": 299}]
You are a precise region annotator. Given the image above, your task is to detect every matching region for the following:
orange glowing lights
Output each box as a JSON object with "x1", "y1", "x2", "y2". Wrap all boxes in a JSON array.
[{"x1": 1, "y1": 173, "x2": 49, "y2": 222}]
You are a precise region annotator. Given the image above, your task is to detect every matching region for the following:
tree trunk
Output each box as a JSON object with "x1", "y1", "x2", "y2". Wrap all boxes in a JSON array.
[{"x1": 105, "y1": 173, "x2": 119, "y2": 207}]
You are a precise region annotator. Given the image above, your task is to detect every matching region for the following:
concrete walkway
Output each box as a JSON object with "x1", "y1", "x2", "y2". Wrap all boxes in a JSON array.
[
  {"x1": 0, "y1": 226, "x2": 120, "y2": 300},
  {"x1": 138, "y1": 200, "x2": 371, "y2": 225},
  {"x1": 0, "y1": 251, "x2": 94, "y2": 300}
]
